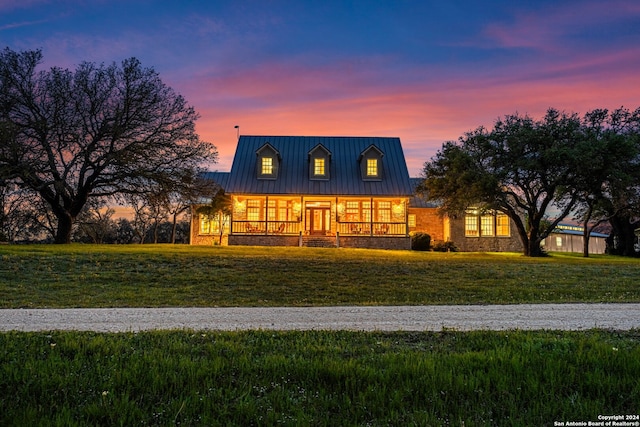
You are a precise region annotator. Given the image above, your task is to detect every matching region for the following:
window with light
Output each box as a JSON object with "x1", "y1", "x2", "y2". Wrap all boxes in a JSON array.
[
  {"x1": 247, "y1": 199, "x2": 261, "y2": 221},
  {"x1": 314, "y1": 158, "x2": 325, "y2": 176},
  {"x1": 377, "y1": 201, "x2": 391, "y2": 222},
  {"x1": 496, "y1": 214, "x2": 510, "y2": 236},
  {"x1": 366, "y1": 158, "x2": 378, "y2": 176},
  {"x1": 465, "y1": 215, "x2": 479, "y2": 237},
  {"x1": 199, "y1": 214, "x2": 215, "y2": 235},
  {"x1": 261, "y1": 157, "x2": 273, "y2": 175},
  {"x1": 481, "y1": 215, "x2": 494, "y2": 236}
]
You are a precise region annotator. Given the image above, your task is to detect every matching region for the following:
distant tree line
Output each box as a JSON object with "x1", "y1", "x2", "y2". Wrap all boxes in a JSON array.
[
  {"x1": 420, "y1": 108, "x2": 640, "y2": 257},
  {"x1": 0, "y1": 188, "x2": 195, "y2": 244}
]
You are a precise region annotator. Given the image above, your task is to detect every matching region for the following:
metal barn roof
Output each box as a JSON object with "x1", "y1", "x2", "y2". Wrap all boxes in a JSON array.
[
  {"x1": 201, "y1": 171, "x2": 231, "y2": 189},
  {"x1": 225, "y1": 136, "x2": 413, "y2": 196},
  {"x1": 408, "y1": 178, "x2": 440, "y2": 208}
]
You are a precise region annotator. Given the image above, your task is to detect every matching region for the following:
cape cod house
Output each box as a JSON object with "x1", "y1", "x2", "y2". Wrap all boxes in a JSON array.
[
  {"x1": 191, "y1": 135, "x2": 607, "y2": 253},
  {"x1": 191, "y1": 136, "x2": 414, "y2": 249}
]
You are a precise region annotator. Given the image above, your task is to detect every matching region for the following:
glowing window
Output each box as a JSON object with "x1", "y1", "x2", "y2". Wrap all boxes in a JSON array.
[
  {"x1": 261, "y1": 157, "x2": 273, "y2": 175},
  {"x1": 481, "y1": 215, "x2": 494, "y2": 236},
  {"x1": 247, "y1": 199, "x2": 261, "y2": 221},
  {"x1": 314, "y1": 158, "x2": 325, "y2": 176},
  {"x1": 362, "y1": 201, "x2": 371, "y2": 222},
  {"x1": 377, "y1": 201, "x2": 391, "y2": 222},
  {"x1": 345, "y1": 201, "x2": 360, "y2": 222},
  {"x1": 200, "y1": 214, "x2": 214, "y2": 235},
  {"x1": 366, "y1": 158, "x2": 378, "y2": 176},
  {"x1": 465, "y1": 215, "x2": 479, "y2": 237},
  {"x1": 408, "y1": 214, "x2": 416, "y2": 228},
  {"x1": 496, "y1": 214, "x2": 510, "y2": 236}
]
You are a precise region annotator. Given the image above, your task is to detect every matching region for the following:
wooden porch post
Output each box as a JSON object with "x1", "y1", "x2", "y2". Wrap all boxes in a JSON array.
[
  {"x1": 370, "y1": 197, "x2": 374, "y2": 236},
  {"x1": 265, "y1": 196, "x2": 269, "y2": 235}
]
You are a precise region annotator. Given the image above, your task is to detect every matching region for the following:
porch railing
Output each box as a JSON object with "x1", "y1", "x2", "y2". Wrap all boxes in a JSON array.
[
  {"x1": 232, "y1": 221, "x2": 406, "y2": 236},
  {"x1": 338, "y1": 222, "x2": 406, "y2": 236},
  {"x1": 232, "y1": 221, "x2": 301, "y2": 235}
]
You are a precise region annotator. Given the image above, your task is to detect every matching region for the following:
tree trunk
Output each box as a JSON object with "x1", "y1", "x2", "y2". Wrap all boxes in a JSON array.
[
  {"x1": 526, "y1": 239, "x2": 545, "y2": 257},
  {"x1": 170, "y1": 214, "x2": 178, "y2": 244},
  {"x1": 523, "y1": 221, "x2": 546, "y2": 257},
  {"x1": 218, "y1": 212, "x2": 224, "y2": 245},
  {"x1": 608, "y1": 215, "x2": 639, "y2": 257},
  {"x1": 54, "y1": 213, "x2": 74, "y2": 244},
  {"x1": 581, "y1": 203, "x2": 593, "y2": 258},
  {"x1": 582, "y1": 228, "x2": 591, "y2": 258}
]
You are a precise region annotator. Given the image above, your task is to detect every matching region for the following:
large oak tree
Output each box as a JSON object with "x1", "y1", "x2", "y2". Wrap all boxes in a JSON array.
[
  {"x1": 421, "y1": 109, "x2": 586, "y2": 257},
  {"x1": 0, "y1": 48, "x2": 217, "y2": 243},
  {"x1": 576, "y1": 108, "x2": 640, "y2": 257}
]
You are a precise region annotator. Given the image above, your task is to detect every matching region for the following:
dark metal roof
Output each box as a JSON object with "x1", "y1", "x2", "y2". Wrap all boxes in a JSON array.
[
  {"x1": 554, "y1": 224, "x2": 609, "y2": 238},
  {"x1": 408, "y1": 177, "x2": 440, "y2": 208},
  {"x1": 225, "y1": 136, "x2": 413, "y2": 196},
  {"x1": 201, "y1": 171, "x2": 231, "y2": 189}
]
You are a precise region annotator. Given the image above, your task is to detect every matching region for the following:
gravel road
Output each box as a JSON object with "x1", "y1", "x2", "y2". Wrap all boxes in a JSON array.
[{"x1": 1, "y1": 304, "x2": 639, "y2": 332}]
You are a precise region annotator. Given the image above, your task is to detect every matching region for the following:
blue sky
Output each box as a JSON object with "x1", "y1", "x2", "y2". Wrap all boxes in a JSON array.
[{"x1": 2, "y1": 0, "x2": 640, "y2": 174}]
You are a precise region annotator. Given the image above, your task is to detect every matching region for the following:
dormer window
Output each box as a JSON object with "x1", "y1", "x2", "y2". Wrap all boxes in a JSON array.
[
  {"x1": 256, "y1": 142, "x2": 280, "y2": 180},
  {"x1": 262, "y1": 157, "x2": 273, "y2": 175},
  {"x1": 308, "y1": 143, "x2": 331, "y2": 180},
  {"x1": 366, "y1": 158, "x2": 378, "y2": 177},
  {"x1": 314, "y1": 158, "x2": 325, "y2": 176},
  {"x1": 359, "y1": 144, "x2": 384, "y2": 181}
]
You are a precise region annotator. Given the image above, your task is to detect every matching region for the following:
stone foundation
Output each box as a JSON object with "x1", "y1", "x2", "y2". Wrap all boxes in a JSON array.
[
  {"x1": 228, "y1": 233, "x2": 410, "y2": 250},
  {"x1": 229, "y1": 234, "x2": 301, "y2": 247},
  {"x1": 190, "y1": 234, "x2": 228, "y2": 246},
  {"x1": 337, "y1": 235, "x2": 411, "y2": 250}
]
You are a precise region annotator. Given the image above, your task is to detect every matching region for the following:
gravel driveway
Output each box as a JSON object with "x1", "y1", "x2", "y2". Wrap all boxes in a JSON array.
[{"x1": 1, "y1": 303, "x2": 639, "y2": 332}]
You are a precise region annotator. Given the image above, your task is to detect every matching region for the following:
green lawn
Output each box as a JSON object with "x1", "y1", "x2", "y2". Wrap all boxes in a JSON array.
[
  {"x1": 1, "y1": 244, "x2": 639, "y2": 308},
  {"x1": 2, "y1": 245, "x2": 639, "y2": 425},
  {"x1": 1, "y1": 329, "x2": 638, "y2": 426}
]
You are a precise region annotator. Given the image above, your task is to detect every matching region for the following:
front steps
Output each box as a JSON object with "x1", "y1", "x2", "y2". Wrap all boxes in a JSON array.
[{"x1": 301, "y1": 236, "x2": 337, "y2": 248}]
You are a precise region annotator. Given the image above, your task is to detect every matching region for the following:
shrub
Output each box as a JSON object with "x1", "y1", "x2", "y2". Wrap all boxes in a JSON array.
[
  {"x1": 432, "y1": 240, "x2": 458, "y2": 252},
  {"x1": 411, "y1": 232, "x2": 431, "y2": 251}
]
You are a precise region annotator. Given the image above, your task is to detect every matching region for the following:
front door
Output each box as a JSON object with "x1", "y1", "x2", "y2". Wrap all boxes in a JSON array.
[{"x1": 307, "y1": 207, "x2": 330, "y2": 235}]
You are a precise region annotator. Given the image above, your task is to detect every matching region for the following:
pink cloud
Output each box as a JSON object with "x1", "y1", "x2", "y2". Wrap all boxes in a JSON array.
[
  {"x1": 185, "y1": 51, "x2": 640, "y2": 176},
  {"x1": 0, "y1": 18, "x2": 50, "y2": 31}
]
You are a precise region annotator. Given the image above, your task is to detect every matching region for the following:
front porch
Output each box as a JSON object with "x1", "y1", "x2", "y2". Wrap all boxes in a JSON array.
[{"x1": 226, "y1": 195, "x2": 410, "y2": 249}]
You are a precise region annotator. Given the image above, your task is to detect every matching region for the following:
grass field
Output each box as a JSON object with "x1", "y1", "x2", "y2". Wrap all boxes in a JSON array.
[
  {"x1": 2, "y1": 244, "x2": 639, "y2": 425},
  {"x1": 1, "y1": 329, "x2": 639, "y2": 426},
  {"x1": 1, "y1": 244, "x2": 639, "y2": 308}
]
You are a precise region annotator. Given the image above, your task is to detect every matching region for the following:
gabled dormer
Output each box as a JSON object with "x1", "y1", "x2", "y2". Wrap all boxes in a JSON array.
[
  {"x1": 308, "y1": 143, "x2": 331, "y2": 180},
  {"x1": 256, "y1": 142, "x2": 280, "y2": 180},
  {"x1": 359, "y1": 144, "x2": 384, "y2": 181}
]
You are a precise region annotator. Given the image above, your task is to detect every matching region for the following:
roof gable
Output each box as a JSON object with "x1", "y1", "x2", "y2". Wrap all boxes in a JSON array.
[
  {"x1": 255, "y1": 142, "x2": 281, "y2": 180},
  {"x1": 308, "y1": 143, "x2": 332, "y2": 181},
  {"x1": 359, "y1": 144, "x2": 384, "y2": 159},
  {"x1": 225, "y1": 136, "x2": 412, "y2": 196},
  {"x1": 308, "y1": 143, "x2": 331, "y2": 158}
]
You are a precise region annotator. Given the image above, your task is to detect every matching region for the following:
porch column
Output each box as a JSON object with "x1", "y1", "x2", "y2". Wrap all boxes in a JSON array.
[
  {"x1": 229, "y1": 196, "x2": 234, "y2": 235},
  {"x1": 370, "y1": 197, "x2": 374, "y2": 236},
  {"x1": 405, "y1": 198, "x2": 409, "y2": 237},
  {"x1": 265, "y1": 196, "x2": 269, "y2": 235},
  {"x1": 299, "y1": 196, "x2": 304, "y2": 235}
]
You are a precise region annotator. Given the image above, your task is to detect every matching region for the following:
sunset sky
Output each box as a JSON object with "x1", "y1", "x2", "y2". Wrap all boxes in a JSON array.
[{"x1": 2, "y1": 0, "x2": 640, "y2": 175}]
